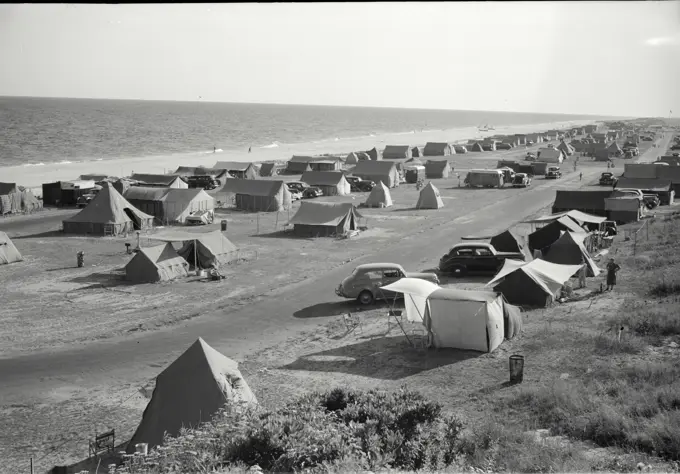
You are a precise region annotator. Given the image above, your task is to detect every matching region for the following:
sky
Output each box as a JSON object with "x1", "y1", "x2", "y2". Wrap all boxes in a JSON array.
[{"x1": 0, "y1": 2, "x2": 679, "y2": 117}]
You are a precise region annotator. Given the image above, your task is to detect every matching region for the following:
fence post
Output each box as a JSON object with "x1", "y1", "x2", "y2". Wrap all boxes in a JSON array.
[
  {"x1": 633, "y1": 231, "x2": 637, "y2": 255},
  {"x1": 646, "y1": 220, "x2": 649, "y2": 241},
  {"x1": 257, "y1": 214, "x2": 260, "y2": 235}
]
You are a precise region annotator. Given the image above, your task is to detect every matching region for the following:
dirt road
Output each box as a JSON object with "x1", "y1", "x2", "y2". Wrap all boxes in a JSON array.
[{"x1": 0, "y1": 165, "x2": 602, "y2": 400}]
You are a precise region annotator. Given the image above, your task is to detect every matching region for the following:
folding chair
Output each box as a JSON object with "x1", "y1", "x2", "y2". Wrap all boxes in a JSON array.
[
  {"x1": 343, "y1": 312, "x2": 363, "y2": 335},
  {"x1": 387, "y1": 309, "x2": 403, "y2": 332},
  {"x1": 409, "y1": 325, "x2": 429, "y2": 349}
]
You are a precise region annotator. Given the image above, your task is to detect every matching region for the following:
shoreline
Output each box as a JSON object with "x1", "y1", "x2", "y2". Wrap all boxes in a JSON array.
[{"x1": 2, "y1": 118, "x2": 596, "y2": 190}]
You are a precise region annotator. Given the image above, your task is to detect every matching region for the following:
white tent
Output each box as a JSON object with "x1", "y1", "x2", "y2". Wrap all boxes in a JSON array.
[
  {"x1": 415, "y1": 182, "x2": 444, "y2": 209},
  {"x1": 363, "y1": 181, "x2": 393, "y2": 208},
  {"x1": 380, "y1": 277, "x2": 439, "y2": 323}
]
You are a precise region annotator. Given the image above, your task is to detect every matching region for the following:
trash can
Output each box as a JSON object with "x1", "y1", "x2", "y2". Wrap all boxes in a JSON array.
[
  {"x1": 509, "y1": 355, "x2": 524, "y2": 384},
  {"x1": 221, "y1": 220, "x2": 227, "y2": 231}
]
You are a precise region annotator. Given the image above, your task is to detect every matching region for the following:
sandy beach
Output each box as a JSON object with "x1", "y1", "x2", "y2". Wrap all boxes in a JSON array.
[{"x1": 2, "y1": 119, "x2": 596, "y2": 191}]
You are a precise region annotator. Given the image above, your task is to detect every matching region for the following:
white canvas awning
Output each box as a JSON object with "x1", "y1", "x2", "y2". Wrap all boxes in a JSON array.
[{"x1": 380, "y1": 277, "x2": 440, "y2": 322}]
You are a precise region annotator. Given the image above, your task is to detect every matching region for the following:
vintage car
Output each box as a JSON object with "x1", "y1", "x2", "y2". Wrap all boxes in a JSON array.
[
  {"x1": 545, "y1": 166, "x2": 562, "y2": 179},
  {"x1": 599, "y1": 172, "x2": 618, "y2": 186},
  {"x1": 439, "y1": 242, "x2": 526, "y2": 277},
  {"x1": 512, "y1": 173, "x2": 532, "y2": 187},
  {"x1": 302, "y1": 186, "x2": 324, "y2": 199},
  {"x1": 346, "y1": 176, "x2": 376, "y2": 192},
  {"x1": 336, "y1": 263, "x2": 439, "y2": 305},
  {"x1": 185, "y1": 209, "x2": 215, "y2": 226}
]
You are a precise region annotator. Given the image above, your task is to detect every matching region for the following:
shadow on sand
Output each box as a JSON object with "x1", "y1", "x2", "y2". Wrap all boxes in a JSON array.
[
  {"x1": 50, "y1": 441, "x2": 128, "y2": 474},
  {"x1": 12, "y1": 230, "x2": 65, "y2": 239},
  {"x1": 281, "y1": 335, "x2": 481, "y2": 380},
  {"x1": 68, "y1": 270, "x2": 132, "y2": 289},
  {"x1": 293, "y1": 300, "x2": 394, "y2": 319}
]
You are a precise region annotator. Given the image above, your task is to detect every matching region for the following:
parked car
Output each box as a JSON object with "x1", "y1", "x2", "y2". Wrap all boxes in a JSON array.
[
  {"x1": 599, "y1": 172, "x2": 618, "y2": 186},
  {"x1": 335, "y1": 263, "x2": 440, "y2": 305},
  {"x1": 186, "y1": 175, "x2": 220, "y2": 190},
  {"x1": 512, "y1": 173, "x2": 531, "y2": 187},
  {"x1": 302, "y1": 186, "x2": 324, "y2": 199},
  {"x1": 438, "y1": 242, "x2": 526, "y2": 277},
  {"x1": 496, "y1": 143, "x2": 512, "y2": 150},
  {"x1": 525, "y1": 152, "x2": 536, "y2": 161},
  {"x1": 545, "y1": 166, "x2": 562, "y2": 179},
  {"x1": 643, "y1": 194, "x2": 661, "y2": 209},
  {"x1": 346, "y1": 176, "x2": 376, "y2": 192},
  {"x1": 76, "y1": 188, "x2": 100, "y2": 208},
  {"x1": 185, "y1": 209, "x2": 215, "y2": 225},
  {"x1": 289, "y1": 190, "x2": 303, "y2": 201}
]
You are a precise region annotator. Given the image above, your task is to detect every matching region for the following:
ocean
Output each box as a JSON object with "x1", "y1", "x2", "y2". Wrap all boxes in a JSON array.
[{"x1": 0, "y1": 96, "x2": 610, "y2": 169}]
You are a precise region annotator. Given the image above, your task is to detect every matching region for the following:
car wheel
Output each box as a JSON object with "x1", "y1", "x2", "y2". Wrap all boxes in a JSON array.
[
  {"x1": 450, "y1": 265, "x2": 468, "y2": 278},
  {"x1": 357, "y1": 290, "x2": 374, "y2": 305}
]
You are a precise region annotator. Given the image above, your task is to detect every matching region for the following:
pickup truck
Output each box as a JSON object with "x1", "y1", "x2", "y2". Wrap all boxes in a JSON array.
[
  {"x1": 512, "y1": 173, "x2": 531, "y2": 187},
  {"x1": 336, "y1": 263, "x2": 440, "y2": 305},
  {"x1": 599, "y1": 172, "x2": 618, "y2": 186},
  {"x1": 439, "y1": 242, "x2": 526, "y2": 277}
]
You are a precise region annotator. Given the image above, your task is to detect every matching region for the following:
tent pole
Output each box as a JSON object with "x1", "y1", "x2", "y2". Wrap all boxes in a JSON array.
[{"x1": 194, "y1": 238, "x2": 198, "y2": 271}]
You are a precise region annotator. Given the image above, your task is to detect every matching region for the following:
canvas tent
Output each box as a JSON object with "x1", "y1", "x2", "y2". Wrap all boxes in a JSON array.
[
  {"x1": 213, "y1": 162, "x2": 257, "y2": 180},
  {"x1": 423, "y1": 142, "x2": 453, "y2": 156},
  {"x1": 416, "y1": 182, "x2": 444, "y2": 209},
  {"x1": 301, "y1": 171, "x2": 351, "y2": 196},
  {"x1": 345, "y1": 153, "x2": 359, "y2": 165},
  {"x1": 556, "y1": 141, "x2": 575, "y2": 156},
  {"x1": 127, "y1": 337, "x2": 257, "y2": 453},
  {"x1": 454, "y1": 145, "x2": 468, "y2": 154},
  {"x1": 352, "y1": 161, "x2": 400, "y2": 188},
  {"x1": 285, "y1": 158, "x2": 312, "y2": 174},
  {"x1": 123, "y1": 186, "x2": 168, "y2": 219},
  {"x1": 487, "y1": 259, "x2": 582, "y2": 307},
  {"x1": 217, "y1": 179, "x2": 291, "y2": 212},
  {"x1": 528, "y1": 216, "x2": 586, "y2": 253},
  {"x1": 468, "y1": 142, "x2": 484, "y2": 152},
  {"x1": 543, "y1": 231, "x2": 600, "y2": 277},
  {"x1": 363, "y1": 182, "x2": 393, "y2": 208},
  {"x1": 605, "y1": 197, "x2": 642, "y2": 224},
  {"x1": 624, "y1": 164, "x2": 660, "y2": 179},
  {"x1": 63, "y1": 183, "x2": 154, "y2": 236},
  {"x1": 382, "y1": 145, "x2": 412, "y2": 160},
  {"x1": 425, "y1": 160, "x2": 451, "y2": 178},
  {"x1": 0, "y1": 183, "x2": 41, "y2": 215},
  {"x1": 607, "y1": 141, "x2": 623, "y2": 155},
  {"x1": 411, "y1": 147, "x2": 421, "y2": 158},
  {"x1": 526, "y1": 210, "x2": 606, "y2": 227},
  {"x1": 366, "y1": 147, "x2": 381, "y2": 160},
  {"x1": 552, "y1": 190, "x2": 613, "y2": 216},
  {"x1": 125, "y1": 243, "x2": 189, "y2": 283},
  {"x1": 288, "y1": 202, "x2": 363, "y2": 237},
  {"x1": 258, "y1": 162, "x2": 280, "y2": 177},
  {"x1": 0, "y1": 231, "x2": 23, "y2": 265},
  {"x1": 490, "y1": 230, "x2": 532, "y2": 260},
  {"x1": 152, "y1": 230, "x2": 239, "y2": 269},
  {"x1": 129, "y1": 174, "x2": 188, "y2": 189},
  {"x1": 616, "y1": 177, "x2": 674, "y2": 205},
  {"x1": 161, "y1": 189, "x2": 215, "y2": 224},
  {"x1": 537, "y1": 148, "x2": 564, "y2": 163}
]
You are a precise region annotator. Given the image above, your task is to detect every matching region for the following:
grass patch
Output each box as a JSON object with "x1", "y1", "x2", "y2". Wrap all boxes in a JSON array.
[
  {"x1": 649, "y1": 277, "x2": 680, "y2": 297},
  {"x1": 507, "y1": 362, "x2": 680, "y2": 462},
  {"x1": 613, "y1": 305, "x2": 680, "y2": 340},
  {"x1": 592, "y1": 333, "x2": 644, "y2": 355}
]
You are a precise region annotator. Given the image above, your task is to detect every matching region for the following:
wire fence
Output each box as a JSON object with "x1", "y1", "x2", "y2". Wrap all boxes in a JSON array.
[{"x1": 623, "y1": 218, "x2": 650, "y2": 255}]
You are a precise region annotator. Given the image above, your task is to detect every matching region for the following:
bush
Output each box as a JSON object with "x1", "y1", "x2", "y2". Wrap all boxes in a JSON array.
[
  {"x1": 113, "y1": 388, "x2": 465, "y2": 473},
  {"x1": 649, "y1": 277, "x2": 680, "y2": 297}
]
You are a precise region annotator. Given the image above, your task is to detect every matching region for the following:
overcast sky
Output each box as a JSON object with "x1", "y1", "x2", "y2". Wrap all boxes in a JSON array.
[{"x1": 1, "y1": 3, "x2": 679, "y2": 117}]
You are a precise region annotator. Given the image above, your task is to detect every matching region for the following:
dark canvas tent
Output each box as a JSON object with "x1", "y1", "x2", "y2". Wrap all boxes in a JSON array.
[
  {"x1": 258, "y1": 162, "x2": 280, "y2": 177},
  {"x1": 366, "y1": 147, "x2": 381, "y2": 160},
  {"x1": 608, "y1": 141, "x2": 623, "y2": 155},
  {"x1": 552, "y1": 190, "x2": 613, "y2": 216},
  {"x1": 490, "y1": 230, "x2": 531, "y2": 260},
  {"x1": 425, "y1": 160, "x2": 451, "y2": 178},
  {"x1": 129, "y1": 174, "x2": 188, "y2": 189},
  {"x1": 382, "y1": 145, "x2": 412, "y2": 159},
  {"x1": 63, "y1": 183, "x2": 154, "y2": 236},
  {"x1": 0, "y1": 231, "x2": 23, "y2": 265},
  {"x1": 173, "y1": 167, "x2": 232, "y2": 180},
  {"x1": 423, "y1": 142, "x2": 453, "y2": 156},
  {"x1": 289, "y1": 202, "x2": 363, "y2": 237},
  {"x1": 213, "y1": 162, "x2": 257, "y2": 180},
  {"x1": 125, "y1": 243, "x2": 189, "y2": 283},
  {"x1": 616, "y1": 177, "x2": 675, "y2": 205},
  {"x1": 127, "y1": 338, "x2": 257, "y2": 453},
  {"x1": 528, "y1": 216, "x2": 586, "y2": 253},
  {"x1": 345, "y1": 153, "x2": 359, "y2": 165},
  {"x1": 543, "y1": 231, "x2": 600, "y2": 277},
  {"x1": 537, "y1": 148, "x2": 564, "y2": 163},
  {"x1": 301, "y1": 171, "x2": 351, "y2": 196},
  {"x1": 487, "y1": 259, "x2": 582, "y2": 308},
  {"x1": 150, "y1": 230, "x2": 239, "y2": 269},
  {"x1": 352, "y1": 161, "x2": 400, "y2": 188},
  {"x1": 217, "y1": 179, "x2": 292, "y2": 212},
  {"x1": 411, "y1": 147, "x2": 421, "y2": 158},
  {"x1": 123, "y1": 186, "x2": 168, "y2": 219},
  {"x1": 469, "y1": 142, "x2": 484, "y2": 152},
  {"x1": 556, "y1": 141, "x2": 575, "y2": 156}
]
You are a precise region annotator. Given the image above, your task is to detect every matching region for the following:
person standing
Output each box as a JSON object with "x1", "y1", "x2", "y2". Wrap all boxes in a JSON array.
[
  {"x1": 579, "y1": 172, "x2": 583, "y2": 181},
  {"x1": 248, "y1": 146, "x2": 252, "y2": 153},
  {"x1": 606, "y1": 259, "x2": 620, "y2": 291},
  {"x1": 579, "y1": 255, "x2": 587, "y2": 288}
]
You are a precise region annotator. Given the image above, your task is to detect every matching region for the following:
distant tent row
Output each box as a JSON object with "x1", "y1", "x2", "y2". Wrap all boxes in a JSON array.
[
  {"x1": 63, "y1": 183, "x2": 155, "y2": 236},
  {"x1": 285, "y1": 156, "x2": 342, "y2": 174},
  {"x1": 173, "y1": 167, "x2": 232, "y2": 180},
  {"x1": 0, "y1": 231, "x2": 23, "y2": 265},
  {"x1": 288, "y1": 202, "x2": 363, "y2": 237},
  {"x1": 0, "y1": 183, "x2": 42, "y2": 215},
  {"x1": 217, "y1": 179, "x2": 292, "y2": 212},
  {"x1": 624, "y1": 163, "x2": 680, "y2": 194},
  {"x1": 123, "y1": 187, "x2": 215, "y2": 225}
]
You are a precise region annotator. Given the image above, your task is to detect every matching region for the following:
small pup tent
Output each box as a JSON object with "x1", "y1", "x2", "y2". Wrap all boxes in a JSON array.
[
  {"x1": 363, "y1": 182, "x2": 393, "y2": 208},
  {"x1": 0, "y1": 231, "x2": 23, "y2": 265},
  {"x1": 543, "y1": 231, "x2": 600, "y2": 277},
  {"x1": 127, "y1": 337, "x2": 257, "y2": 453},
  {"x1": 490, "y1": 229, "x2": 531, "y2": 260},
  {"x1": 425, "y1": 160, "x2": 451, "y2": 178},
  {"x1": 152, "y1": 230, "x2": 239, "y2": 269},
  {"x1": 528, "y1": 216, "x2": 586, "y2": 253},
  {"x1": 416, "y1": 182, "x2": 444, "y2": 209},
  {"x1": 487, "y1": 259, "x2": 582, "y2": 307},
  {"x1": 62, "y1": 183, "x2": 154, "y2": 236},
  {"x1": 289, "y1": 202, "x2": 363, "y2": 237},
  {"x1": 125, "y1": 243, "x2": 189, "y2": 283}
]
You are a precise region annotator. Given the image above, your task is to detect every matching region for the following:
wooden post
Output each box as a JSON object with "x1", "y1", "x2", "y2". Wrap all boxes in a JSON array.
[
  {"x1": 257, "y1": 214, "x2": 260, "y2": 235},
  {"x1": 30, "y1": 457, "x2": 33, "y2": 474}
]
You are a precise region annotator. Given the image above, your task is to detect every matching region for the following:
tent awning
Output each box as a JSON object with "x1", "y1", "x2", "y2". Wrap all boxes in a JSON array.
[{"x1": 148, "y1": 229, "x2": 218, "y2": 242}]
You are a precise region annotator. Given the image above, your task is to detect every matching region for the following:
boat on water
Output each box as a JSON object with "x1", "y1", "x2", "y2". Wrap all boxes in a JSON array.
[{"x1": 478, "y1": 120, "x2": 495, "y2": 132}]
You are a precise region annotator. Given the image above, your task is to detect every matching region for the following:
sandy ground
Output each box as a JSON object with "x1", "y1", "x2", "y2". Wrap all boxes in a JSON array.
[
  {"x1": 0, "y1": 134, "x2": 667, "y2": 472},
  {"x1": 1, "y1": 118, "x2": 595, "y2": 190}
]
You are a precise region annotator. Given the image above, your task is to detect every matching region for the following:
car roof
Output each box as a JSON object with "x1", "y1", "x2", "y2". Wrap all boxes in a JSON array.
[
  {"x1": 355, "y1": 263, "x2": 402, "y2": 271},
  {"x1": 452, "y1": 242, "x2": 489, "y2": 247}
]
